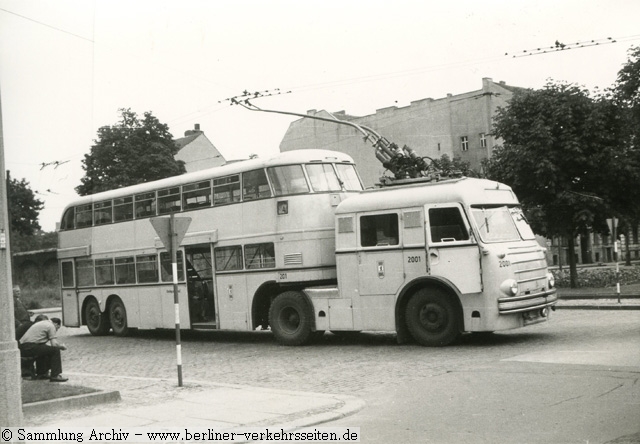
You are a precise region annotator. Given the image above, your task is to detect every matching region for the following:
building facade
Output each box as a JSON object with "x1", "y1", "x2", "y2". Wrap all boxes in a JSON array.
[{"x1": 175, "y1": 124, "x2": 226, "y2": 172}]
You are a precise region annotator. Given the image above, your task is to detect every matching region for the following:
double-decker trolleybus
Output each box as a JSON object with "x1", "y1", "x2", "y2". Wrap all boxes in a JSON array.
[
  {"x1": 58, "y1": 149, "x2": 363, "y2": 342},
  {"x1": 57, "y1": 103, "x2": 557, "y2": 346}
]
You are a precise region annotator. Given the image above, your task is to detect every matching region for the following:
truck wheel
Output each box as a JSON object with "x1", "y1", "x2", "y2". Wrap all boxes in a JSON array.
[
  {"x1": 269, "y1": 291, "x2": 313, "y2": 346},
  {"x1": 405, "y1": 288, "x2": 459, "y2": 346},
  {"x1": 109, "y1": 297, "x2": 129, "y2": 337},
  {"x1": 84, "y1": 297, "x2": 110, "y2": 336}
]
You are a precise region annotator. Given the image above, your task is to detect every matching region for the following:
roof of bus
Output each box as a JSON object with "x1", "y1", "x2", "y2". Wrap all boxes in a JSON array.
[
  {"x1": 335, "y1": 177, "x2": 519, "y2": 214},
  {"x1": 63, "y1": 149, "x2": 356, "y2": 209}
]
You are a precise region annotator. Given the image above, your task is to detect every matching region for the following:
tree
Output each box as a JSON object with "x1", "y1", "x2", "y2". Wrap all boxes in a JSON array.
[
  {"x1": 6, "y1": 176, "x2": 55, "y2": 254},
  {"x1": 485, "y1": 81, "x2": 631, "y2": 287},
  {"x1": 614, "y1": 46, "x2": 640, "y2": 146},
  {"x1": 76, "y1": 109, "x2": 186, "y2": 196},
  {"x1": 431, "y1": 154, "x2": 475, "y2": 177},
  {"x1": 613, "y1": 45, "x2": 640, "y2": 265},
  {"x1": 8, "y1": 176, "x2": 43, "y2": 236}
]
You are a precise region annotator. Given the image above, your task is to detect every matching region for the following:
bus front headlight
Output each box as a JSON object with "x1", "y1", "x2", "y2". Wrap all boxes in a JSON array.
[
  {"x1": 500, "y1": 279, "x2": 518, "y2": 296},
  {"x1": 547, "y1": 272, "x2": 555, "y2": 289}
]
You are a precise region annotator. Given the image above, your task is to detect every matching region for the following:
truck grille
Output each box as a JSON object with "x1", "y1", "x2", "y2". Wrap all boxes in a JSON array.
[{"x1": 498, "y1": 245, "x2": 557, "y2": 314}]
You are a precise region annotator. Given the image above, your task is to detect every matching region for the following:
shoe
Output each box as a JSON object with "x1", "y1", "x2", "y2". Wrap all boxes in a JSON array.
[
  {"x1": 49, "y1": 375, "x2": 68, "y2": 382},
  {"x1": 33, "y1": 374, "x2": 50, "y2": 380}
]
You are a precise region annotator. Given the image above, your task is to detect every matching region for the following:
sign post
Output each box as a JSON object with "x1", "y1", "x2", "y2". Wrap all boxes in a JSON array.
[
  {"x1": 606, "y1": 217, "x2": 620, "y2": 303},
  {"x1": 151, "y1": 214, "x2": 191, "y2": 387}
]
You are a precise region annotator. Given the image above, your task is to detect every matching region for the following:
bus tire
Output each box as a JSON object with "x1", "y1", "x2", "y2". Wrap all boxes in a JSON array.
[
  {"x1": 84, "y1": 297, "x2": 110, "y2": 336},
  {"x1": 405, "y1": 288, "x2": 459, "y2": 346},
  {"x1": 269, "y1": 291, "x2": 313, "y2": 346},
  {"x1": 108, "y1": 297, "x2": 129, "y2": 337}
]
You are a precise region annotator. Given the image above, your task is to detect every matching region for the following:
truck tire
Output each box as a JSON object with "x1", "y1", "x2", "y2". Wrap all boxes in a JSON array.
[
  {"x1": 108, "y1": 297, "x2": 129, "y2": 337},
  {"x1": 269, "y1": 291, "x2": 314, "y2": 346},
  {"x1": 84, "y1": 297, "x2": 110, "y2": 336},
  {"x1": 405, "y1": 288, "x2": 460, "y2": 346}
]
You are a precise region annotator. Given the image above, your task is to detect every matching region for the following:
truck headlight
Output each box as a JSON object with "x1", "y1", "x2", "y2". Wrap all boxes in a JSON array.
[{"x1": 500, "y1": 279, "x2": 518, "y2": 296}]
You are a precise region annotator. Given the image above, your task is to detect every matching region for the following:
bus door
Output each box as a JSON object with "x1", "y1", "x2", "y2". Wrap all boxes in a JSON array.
[
  {"x1": 184, "y1": 245, "x2": 216, "y2": 327},
  {"x1": 424, "y1": 204, "x2": 482, "y2": 294},
  {"x1": 355, "y1": 212, "x2": 404, "y2": 330},
  {"x1": 59, "y1": 259, "x2": 81, "y2": 327}
]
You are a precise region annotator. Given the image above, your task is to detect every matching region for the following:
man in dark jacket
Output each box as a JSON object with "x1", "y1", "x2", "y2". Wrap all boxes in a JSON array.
[{"x1": 13, "y1": 285, "x2": 33, "y2": 340}]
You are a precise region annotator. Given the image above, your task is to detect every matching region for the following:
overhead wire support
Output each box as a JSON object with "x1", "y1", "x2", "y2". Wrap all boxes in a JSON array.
[{"x1": 505, "y1": 37, "x2": 618, "y2": 58}]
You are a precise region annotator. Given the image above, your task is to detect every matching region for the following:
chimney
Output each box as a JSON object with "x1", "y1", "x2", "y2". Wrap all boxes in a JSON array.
[{"x1": 184, "y1": 124, "x2": 204, "y2": 137}]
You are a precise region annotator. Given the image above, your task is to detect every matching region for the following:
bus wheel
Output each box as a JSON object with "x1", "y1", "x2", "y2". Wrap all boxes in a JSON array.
[
  {"x1": 84, "y1": 298, "x2": 110, "y2": 336},
  {"x1": 269, "y1": 291, "x2": 313, "y2": 346},
  {"x1": 109, "y1": 297, "x2": 129, "y2": 337},
  {"x1": 405, "y1": 288, "x2": 459, "y2": 346}
]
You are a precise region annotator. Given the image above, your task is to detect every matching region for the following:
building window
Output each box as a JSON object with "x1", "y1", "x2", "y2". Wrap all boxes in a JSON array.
[
  {"x1": 461, "y1": 136, "x2": 469, "y2": 151},
  {"x1": 437, "y1": 143, "x2": 441, "y2": 152},
  {"x1": 480, "y1": 133, "x2": 487, "y2": 148}
]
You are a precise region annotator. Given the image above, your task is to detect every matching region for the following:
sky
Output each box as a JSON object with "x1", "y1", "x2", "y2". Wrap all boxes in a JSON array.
[{"x1": 1, "y1": 0, "x2": 640, "y2": 232}]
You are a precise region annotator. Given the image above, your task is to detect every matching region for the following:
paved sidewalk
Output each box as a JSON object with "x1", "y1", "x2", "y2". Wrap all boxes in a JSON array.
[{"x1": 23, "y1": 373, "x2": 364, "y2": 432}]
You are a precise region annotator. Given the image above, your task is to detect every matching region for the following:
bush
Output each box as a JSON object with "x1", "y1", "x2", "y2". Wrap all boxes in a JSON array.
[
  {"x1": 551, "y1": 266, "x2": 640, "y2": 288},
  {"x1": 21, "y1": 285, "x2": 61, "y2": 309}
]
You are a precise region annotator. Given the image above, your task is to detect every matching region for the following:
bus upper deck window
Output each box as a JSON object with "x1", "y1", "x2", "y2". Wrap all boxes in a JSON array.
[
  {"x1": 183, "y1": 181, "x2": 212, "y2": 209},
  {"x1": 213, "y1": 175, "x2": 240, "y2": 205},
  {"x1": 114, "y1": 197, "x2": 134, "y2": 222},
  {"x1": 75, "y1": 204, "x2": 93, "y2": 228},
  {"x1": 335, "y1": 164, "x2": 363, "y2": 191},
  {"x1": 243, "y1": 170, "x2": 271, "y2": 201},
  {"x1": 61, "y1": 207, "x2": 75, "y2": 230},
  {"x1": 94, "y1": 201, "x2": 113, "y2": 226},
  {"x1": 158, "y1": 187, "x2": 181, "y2": 214},
  {"x1": 306, "y1": 164, "x2": 341, "y2": 192},
  {"x1": 135, "y1": 192, "x2": 156, "y2": 218},
  {"x1": 267, "y1": 165, "x2": 309, "y2": 196}
]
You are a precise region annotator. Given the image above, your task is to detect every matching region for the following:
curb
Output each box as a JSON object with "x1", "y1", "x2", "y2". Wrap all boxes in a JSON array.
[
  {"x1": 555, "y1": 305, "x2": 640, "y2": 310},
  {"x1": 23, "y1": 390, "x2": 121, "y2": 416}
]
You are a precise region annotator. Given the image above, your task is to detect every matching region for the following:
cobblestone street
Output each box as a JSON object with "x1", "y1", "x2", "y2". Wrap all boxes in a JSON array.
[{"x1": 54, "y1": 309, "x2": 638, "y2": 395}]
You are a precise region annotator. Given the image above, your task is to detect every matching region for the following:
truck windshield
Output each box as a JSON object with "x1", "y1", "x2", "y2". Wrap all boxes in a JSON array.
[{"x1": 470, "y1": 206, "x2": 535, "y2": 243}]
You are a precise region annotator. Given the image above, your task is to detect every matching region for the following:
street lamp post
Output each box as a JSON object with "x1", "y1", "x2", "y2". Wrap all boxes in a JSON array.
[{"x1": 0, "y1": 85, "x2": 23, "y2": 425}]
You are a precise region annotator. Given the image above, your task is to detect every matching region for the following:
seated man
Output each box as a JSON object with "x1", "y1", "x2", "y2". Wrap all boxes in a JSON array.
[{"x1": 18, "y1": 317, "x2": 69, "y2": 382}]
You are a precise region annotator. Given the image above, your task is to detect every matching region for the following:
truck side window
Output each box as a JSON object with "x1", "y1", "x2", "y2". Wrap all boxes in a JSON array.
[
  {"x1": 360, "y1": 214, "x2": 399, "y2": 247},
  {"x1": 428, "y1": 207, "x2": 469, "y2": 242}
]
